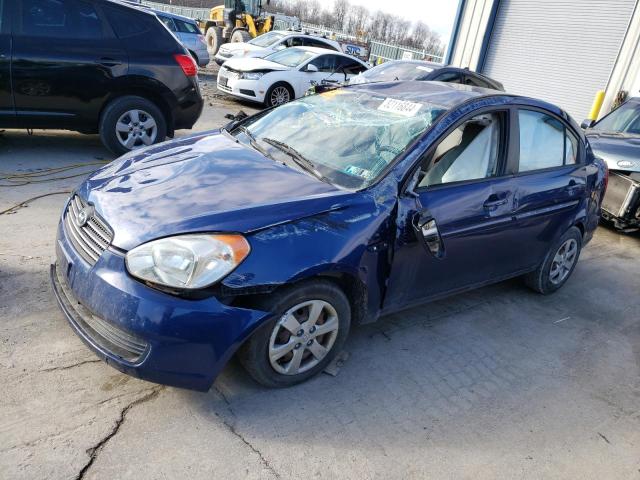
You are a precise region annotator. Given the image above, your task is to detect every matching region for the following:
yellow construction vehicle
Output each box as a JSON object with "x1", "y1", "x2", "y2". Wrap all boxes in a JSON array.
[{"x1": 200, "y1": 0, "x2": 274, "y2": 55}]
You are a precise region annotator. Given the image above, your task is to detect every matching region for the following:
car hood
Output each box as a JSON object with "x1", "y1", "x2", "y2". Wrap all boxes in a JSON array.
[
  {"x1": 223, "y1": 57, "x2": 289, "y2": 72},
  {"x1": 587, "y1": 132, "x2": 640, "y2": 172},
  {"x1": 79, "y1": 131, "x2": 350, "y2": 251}
]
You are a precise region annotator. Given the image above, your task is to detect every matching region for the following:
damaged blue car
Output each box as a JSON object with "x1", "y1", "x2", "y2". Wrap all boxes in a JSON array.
[{"x1": 51, "y1": 81, "x2": 607, "y2": 390}]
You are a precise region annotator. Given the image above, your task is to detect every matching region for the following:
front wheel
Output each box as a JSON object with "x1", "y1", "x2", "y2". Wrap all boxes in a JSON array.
[
  {"x1": 99, "y1": 96, "x2": 167, "y2": 156},
  {"x1": 524, "y1": 226, "x2": 583, "y2": 294},
  {"x1": 238, "y1": 280, "x2": 351, "y2": 388},
  {"x1": 265, "y1": 82, "x2": 294, "y2": 107}
]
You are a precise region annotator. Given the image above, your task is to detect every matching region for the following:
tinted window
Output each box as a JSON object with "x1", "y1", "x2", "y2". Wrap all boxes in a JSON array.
[
  {"x1": 518, "y1": 110, "x2": 579, "y2": 172},
  {"x1": 433, "y1": 71, "x2": 463, "y2": 84},
  {"x1": 285, "y1": 36, "x2": 304, "y2": 47},
  {"x1": 337, "y1": 57, "x2": 367, "y2": 75},
  {"x1": 465, "y1": 75, "x2": 490, "y2": 88},
  {"x1": 20, "y1": 0, "x2": 102, "y2": 39},
  {"x1": 104, "y1": 4, "x2": 173, "y2": 49},
  {"x1": 419, "y1": 113, "x2": 502, "y2": 187},
  {"x1": 309, "y1": 54, "x2": 338, "y2": 73},
  {"x1": 175, "y1": 19, "x2": 199, "y2": 34},
  {"x1": 304, "y1": 37, "x2": 337, "y2": 51},
  {"x1": 0, "y1": 0, "x2": 4, "y2": 33},
  {"x1": 158, "y1": 15, "x2": 175, "y2": 32}
]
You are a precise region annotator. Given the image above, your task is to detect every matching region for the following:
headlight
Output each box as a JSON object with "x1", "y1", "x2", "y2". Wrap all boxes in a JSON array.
[
  {"x1": 126, "y1": 234, "x2": 250, "y2": 289},
  {"x1": 241, "y1": 71, "x2": 264, "y2": 80}
]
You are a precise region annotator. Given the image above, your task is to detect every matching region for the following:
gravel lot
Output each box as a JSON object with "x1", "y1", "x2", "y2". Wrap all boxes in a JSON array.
[{"x1": 1, "y1": 66, "x2": 640, "y2": 480}]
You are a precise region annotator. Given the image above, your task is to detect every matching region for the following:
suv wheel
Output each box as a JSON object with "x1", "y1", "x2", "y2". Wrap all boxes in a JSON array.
[
  {"x1": 524, "y1": 226, "x2": 582, "y2": 294},
  {"x1": 238, "y1": 280, "x2": 351, "y2": 388},
  {"x1": 100, "y1": 96, "x2": 167, "y2": 156}
]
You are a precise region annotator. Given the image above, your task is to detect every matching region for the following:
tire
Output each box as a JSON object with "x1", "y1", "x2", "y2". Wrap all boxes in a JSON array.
[
  {"x1": 524, "y1": 226, "x2": 583, "y2": 294},
  {"x1": 238, "y1": 280, "x2": 351, "y2": 388},
  {"x1": 206, "y1": 26, "x2": 224, "y2": 55},
  {"x1": 231, "y1": 29, "x2": 251, "y2": 43},
  {"x1": 264, "y1": 82, "x2": 294, "y2": 107},
  {"x1": 99, "y1": 96, "x2": 167, "y2": 156}
]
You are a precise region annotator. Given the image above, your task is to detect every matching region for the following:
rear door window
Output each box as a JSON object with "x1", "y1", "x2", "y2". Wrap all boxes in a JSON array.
[
  {"x1": 158, "y1": 15, "x2": 176, "y2": 32},
  {"x1": 175, "y1": 19, "x2": 200, "y2": 34},
  {"x1": 518, "y1": 110, "x2": 579, "y2": 172},
  {"x1": 19, "y1": 0, "x2": 103, "y2": 39},
  {"x1": 285, "y1": 36, "x2": 305, "y2": 47},
  {"x1": 304, "y1": 37, "x2": 337, "y2": 51}
]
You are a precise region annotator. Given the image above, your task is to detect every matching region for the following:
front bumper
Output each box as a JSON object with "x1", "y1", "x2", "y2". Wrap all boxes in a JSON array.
[
  {"x1": 51, "y1": 220, "x2": 270, "y2": 391},
  {"x1": 216, "y1": 74, "x2": 265, "y2": 103}
]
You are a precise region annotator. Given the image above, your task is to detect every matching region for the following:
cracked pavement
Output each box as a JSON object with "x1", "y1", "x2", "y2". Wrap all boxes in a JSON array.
[{"x1": 2, "y1": 67, "x2": 640, "y2": 479}]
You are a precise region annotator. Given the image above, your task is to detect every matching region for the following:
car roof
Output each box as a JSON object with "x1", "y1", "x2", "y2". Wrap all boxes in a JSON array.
[{"x1": 150, "y1": 9, "x2": 197, "y2": 23}]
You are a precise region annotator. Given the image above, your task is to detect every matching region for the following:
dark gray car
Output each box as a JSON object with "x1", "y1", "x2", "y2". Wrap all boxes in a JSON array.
[{"x1": 583, "y1": 97, "x2": 640, "y2": 231}]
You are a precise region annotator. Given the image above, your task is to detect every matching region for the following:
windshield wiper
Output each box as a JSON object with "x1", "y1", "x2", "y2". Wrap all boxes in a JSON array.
[
  {"x1": 237, "y1": 126, "x2": 273, "y2": 159},
  {"x1": 261, "y1": 137, "x2": 332, "y2": 184}
]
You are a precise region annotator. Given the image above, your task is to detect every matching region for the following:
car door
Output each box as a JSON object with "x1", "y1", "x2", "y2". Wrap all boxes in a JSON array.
[
  {"x1": 507, "y1": 107, "x2": 588, "y2": 271},
  {"x1": 0, "y1": 0, "x2": 13, "y2": 124},
  {"x1": 383, "y1": 108, "x2": 518, "y2": 311},
  {"x1": 12, "y1": 0, "x2": 128, "y2": 129}
]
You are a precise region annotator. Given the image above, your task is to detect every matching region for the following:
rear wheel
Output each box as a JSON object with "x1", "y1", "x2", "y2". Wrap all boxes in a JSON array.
[
  {"x1": 231, "y1": 29, "x2": 251, "y2": 43},
  {"x1": 524, "y1": 226, "x2": 582, "y2": 294},
  {"x1": 206, "y1": 26, "x2": 224, "y2": 54},
  {"x1": 238, "y1": 280, "x2": 351, "y2": 388},
  {"x1": 99, "y1": 96, "x2": 167, "y2": 156}
]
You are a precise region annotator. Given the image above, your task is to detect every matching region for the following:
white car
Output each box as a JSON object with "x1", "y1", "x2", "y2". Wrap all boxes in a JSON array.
[
  {"x1": 214, "y1": 30, "x2": 342, "y2": 66},
  {"x1": 217, "y1": 47, "x2": 369, "y2": 107}
]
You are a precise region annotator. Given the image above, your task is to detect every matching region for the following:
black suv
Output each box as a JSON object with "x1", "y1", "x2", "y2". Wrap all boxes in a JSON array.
[{"x1": 0, "y1": 0, "x2": 204, "y2": 155}]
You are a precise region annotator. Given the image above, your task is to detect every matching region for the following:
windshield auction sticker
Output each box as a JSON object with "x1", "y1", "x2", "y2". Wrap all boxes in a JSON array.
[{"x1": 378, "y1": 98, "x2": 423, "y2": 117}]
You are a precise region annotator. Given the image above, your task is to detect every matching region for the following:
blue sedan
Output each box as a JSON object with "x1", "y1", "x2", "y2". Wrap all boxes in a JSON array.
[{"x1": 51, "y1": 81, "x2": 607, "y2": 389}]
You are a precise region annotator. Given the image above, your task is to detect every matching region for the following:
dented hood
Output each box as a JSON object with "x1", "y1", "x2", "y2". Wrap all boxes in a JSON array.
[
  {"x1": 78, "y1": 131, "x2": 351, "y2": 251},
  {"x1": 223, "y1": 57, "x2": 289, "y2": 72}
]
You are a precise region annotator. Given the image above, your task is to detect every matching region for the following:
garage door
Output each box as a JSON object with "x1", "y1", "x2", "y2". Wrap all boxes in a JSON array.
[{"x1": 482, "y1": 0, "x2": 637, "y2": 121}]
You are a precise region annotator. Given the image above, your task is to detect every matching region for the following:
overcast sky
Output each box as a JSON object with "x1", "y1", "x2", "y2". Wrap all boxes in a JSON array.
[{"x1": 347, "y1": 0, "x2": 459, "y2": 43}]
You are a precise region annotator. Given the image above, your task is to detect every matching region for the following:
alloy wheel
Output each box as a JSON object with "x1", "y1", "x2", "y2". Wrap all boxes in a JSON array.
[
  {"x1": 268, "y1": 300, "x2": 339, "y2": 375},
  {"x1": 115, "y1": 109, "x2": 158, "y2": 150},
  {"x1": 270, "y1": 86, "x2": 291, "y2": 106},
  {"x1": 549, "y1": 238, "x2": 578, "y2": 285}
]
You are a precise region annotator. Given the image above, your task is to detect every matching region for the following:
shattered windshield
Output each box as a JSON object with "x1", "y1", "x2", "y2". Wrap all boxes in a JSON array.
[
  {"x1": 249, "y1": 31, "x2": 285, "y2": 47},
  {"x1": 593, "y1": 101, "x2": 640, "y2": 135},
  {"x1": 236, "y1": 89, "x2": 446, "y2": 189}
]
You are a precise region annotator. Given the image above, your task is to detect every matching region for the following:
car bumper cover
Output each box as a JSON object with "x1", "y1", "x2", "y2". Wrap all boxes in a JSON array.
[{"x1": 51, "y1": 220, "x2": 270, "y2": 391}]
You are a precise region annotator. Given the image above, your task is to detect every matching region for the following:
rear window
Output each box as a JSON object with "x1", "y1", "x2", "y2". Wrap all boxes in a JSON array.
[
  {"x1": 175, "y1": 18, "x2": 200, "y2": 34},
  {"x1": 19, "y1": 0, "x2": 103, "y2": 39},
  {"x1": 104, "y1": 4, "x2": 175, "y2": 49}
]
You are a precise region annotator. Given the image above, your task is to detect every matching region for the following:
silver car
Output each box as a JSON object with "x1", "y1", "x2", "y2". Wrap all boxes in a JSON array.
[{"x1": 155, "y1": 10, "x2": 210, "y2": 68}]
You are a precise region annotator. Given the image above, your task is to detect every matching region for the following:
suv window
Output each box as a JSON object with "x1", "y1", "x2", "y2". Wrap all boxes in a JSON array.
[
  {"x1": 20, "y1": 0, "x2": 103, "y2": 39},
  {"x1": 419, "y1": 113, "x2": 502, "y2": 187},
  {"x1": 158, "y1": 15, "x2": 176, "y2": 32},
  {"x1": 104, "y1": 4, "x2": 174, "y2": 49},
  {"x1": 175, "y1": 18, "x2": 199, "y2": 34},
  {"x1": 0, "y1": 0, "x2": 4, "y2": 33},
  {"x1": 337, "y1": 56, "x2": 367, "y2": 75},
  {"x1": 432, "y1": 71, "x2": 463, "y2": 84},
  {"x1": 304, "y1": 37, "x2": 337, "y2": 50},
  {"x1": 518, "y1": 110, "x2": 578, "y2": 172},
  {"x1": 309, "y1": 54, "x2": 338, "y2": 73}
]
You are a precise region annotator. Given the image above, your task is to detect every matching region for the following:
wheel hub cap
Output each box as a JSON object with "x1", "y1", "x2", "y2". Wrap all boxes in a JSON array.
[
  {"x1": 268, "y1": 300, "x2": 339, "y2": 376},
  {"x1": 549, "y1": 238, "x2": 578, "y2": 285},
  {"x1": 115, "y1": 109, "x2": 158, "y2": 150}
]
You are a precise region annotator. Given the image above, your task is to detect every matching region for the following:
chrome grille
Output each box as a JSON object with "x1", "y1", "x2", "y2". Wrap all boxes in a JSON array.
[{"x1": 63, "y1": 195, "x2": 113, "y2": 265}]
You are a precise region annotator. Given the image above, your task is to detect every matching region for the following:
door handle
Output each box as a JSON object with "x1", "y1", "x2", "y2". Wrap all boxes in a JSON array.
[
  {"x1": 483, "y1": 193, "x2": 509, "y2": 210},
  {"x1": 97, "y1": 57, "x2": 122, "y2": 67}
]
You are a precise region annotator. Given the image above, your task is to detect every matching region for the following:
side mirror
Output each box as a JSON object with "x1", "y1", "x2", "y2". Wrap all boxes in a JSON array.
[
  {"x1": 305, "y1": 64, "x2": 319, "y2": 73},
  {"x1": 411, "y1": 209, "x2": 445, "y2": 258},
  {"x1": 581, "y1": 119, "x2": 595, "y2": 129}
]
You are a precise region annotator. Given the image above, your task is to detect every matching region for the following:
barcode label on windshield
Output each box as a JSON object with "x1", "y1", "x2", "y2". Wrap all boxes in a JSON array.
[{"x1": 378, "y1": 98, "x2": 423, "y2": 117}]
